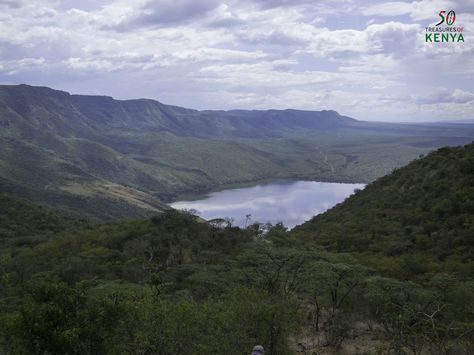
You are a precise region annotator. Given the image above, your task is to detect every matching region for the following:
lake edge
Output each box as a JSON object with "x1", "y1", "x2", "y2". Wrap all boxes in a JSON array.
[{"x1": 170, "y1": 176, "x2": 367, "y2": 203}]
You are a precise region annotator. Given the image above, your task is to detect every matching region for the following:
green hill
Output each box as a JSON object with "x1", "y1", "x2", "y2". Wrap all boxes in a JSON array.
[
  {"x1": 293, "y1": 142, "x2": 474, "y2": 279},
  {"x1": 2, "y1": 84, "x2": 474, "y2": 220}
]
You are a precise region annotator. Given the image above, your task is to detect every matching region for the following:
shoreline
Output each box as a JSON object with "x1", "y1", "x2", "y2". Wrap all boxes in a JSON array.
[{"x1": 166, "y1": 175, "x2": 368, "y2": 203}]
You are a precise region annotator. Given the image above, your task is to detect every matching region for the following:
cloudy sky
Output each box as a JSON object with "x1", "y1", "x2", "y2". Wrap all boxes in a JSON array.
[{"x1": 0, "y1": 0, "x2": 473, "y2": 121}]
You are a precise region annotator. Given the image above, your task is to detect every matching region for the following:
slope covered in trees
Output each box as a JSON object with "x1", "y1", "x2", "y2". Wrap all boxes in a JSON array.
[
  {"x1": 0, "y1": 193, "x2": 86, "y2": 246},
  {"x1": 292, "y1": 142, "x2": 474, "y2": 279}
]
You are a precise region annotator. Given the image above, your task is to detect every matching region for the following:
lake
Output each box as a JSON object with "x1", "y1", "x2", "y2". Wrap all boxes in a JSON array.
[{"x1": 170, "y1": 180, "x2": 365, "y2": 229}]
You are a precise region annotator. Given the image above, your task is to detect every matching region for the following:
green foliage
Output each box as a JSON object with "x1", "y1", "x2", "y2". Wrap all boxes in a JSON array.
[
  {"x1": 111, "y1": 287, "x2": 297, "y2": 355},
  {"x1": 0, "y1": 193, "x2": 84, "y2": 242},
  {"x1": 1, "y1": 141, "x2": 474, "y2": 353},
  {"x1": 2, "y1": 281, "x2": 122, "y2": 355},
  {"x1": 293, "y1": 142, "x2": 474, "y2": 278},
  {"x1": 289, "y1": 143, "x2": 474, "y2": 353},
  {"x1": 363, "y1": 276, "x2": 473, "y2": 355}
]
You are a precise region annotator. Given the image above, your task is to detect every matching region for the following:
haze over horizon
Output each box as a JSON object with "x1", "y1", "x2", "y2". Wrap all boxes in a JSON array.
[{"x1": 1, "y1": 0, "x2": 473, "y2": 122}]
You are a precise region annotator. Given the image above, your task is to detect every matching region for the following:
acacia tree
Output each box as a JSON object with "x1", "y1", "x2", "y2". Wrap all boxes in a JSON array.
[
  {"x1": 303, "y1": 259, "x2": 367, "y2": 349},
  {"x1": 237, "y1": 244, "x2": 310, "y2": 354}
]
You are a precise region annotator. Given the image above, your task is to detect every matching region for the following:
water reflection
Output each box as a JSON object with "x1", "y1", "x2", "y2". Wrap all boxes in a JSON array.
[{"x1": 170, "y1": 180, "x2": 365, "y2": 229}]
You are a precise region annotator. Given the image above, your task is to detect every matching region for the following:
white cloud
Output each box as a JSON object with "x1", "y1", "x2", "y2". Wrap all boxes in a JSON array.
[
  {"x1": 339, "y1": 54, "x2": 402, "y2": 73},
  {"x1": 0, "y1": 57, "x2": 46, "y2": 75},
  {"x1": 363, "y1": 0, "x2": 457, "y2": 21},
  {"x1": 415, "y1": 88, "x2": 474, "y2": 104},
  {"x1": 0, "y1": 0, "x2": 472, "y2": 121}
]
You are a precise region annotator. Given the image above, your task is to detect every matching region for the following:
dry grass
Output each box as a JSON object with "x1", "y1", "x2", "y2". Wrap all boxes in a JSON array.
[{"x1": 60, "y1": 182, "x2": 163, "y2": 212}]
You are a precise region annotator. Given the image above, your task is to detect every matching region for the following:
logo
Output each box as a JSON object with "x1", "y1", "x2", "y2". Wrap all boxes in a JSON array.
[
  {"x1": 435, "y1": 10, "x2": 456, "y2": 26},
  {"x1": 425, "y1": 10, "x2": 464, "y2": 43}
]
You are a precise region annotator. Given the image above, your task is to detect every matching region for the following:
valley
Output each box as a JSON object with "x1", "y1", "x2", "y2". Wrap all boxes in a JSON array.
[
  {"x1": 1, "y1": 84, "x2": 474, "y2": 220},
  {"x1": 0, "y1": 84, "x2": 473, "y2": 354},
  {"x1": 0, "y1": 142, "x2": 472, "y2": 354}
]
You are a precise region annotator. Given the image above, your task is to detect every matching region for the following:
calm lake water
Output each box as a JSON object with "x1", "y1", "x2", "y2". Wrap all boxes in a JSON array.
[{"x1": 170, "y1": 180, "x2": 365, "y2": 229}]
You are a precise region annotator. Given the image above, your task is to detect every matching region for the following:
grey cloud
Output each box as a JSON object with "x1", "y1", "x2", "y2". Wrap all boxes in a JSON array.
[
  {"x1": 203, "y1": 4, "x2": 247, "y2": 28},
  {"x1": 362, "y1": 2, "x2": 412, "y2": 17},
  {"x1": 255, "y1": 0, "x2": 317, "y2": 8},
  {"x1": 366, "y1": 22, "x2": 419, "y2": 56},
  {"x1": 0, "y1": 0, "x2": 25, "y2": 8},
  {"x1": 237, "y1": 30, "x2": 308, "y2": 46},
  {"x1": 362, "y1": 0, "x2": 474, "y2": 21},
  {"x1": 456, "y1": 0, "x2": 474, "y2": 13},
  {"x1": 112, "y1": 0, "x2": 220, "y2": 29},
  {"x1": 0, "y1": 57, "x2": 46, "y2": 75},
  {"x1": 206, "y1": 17, "x2": 245, "y2": 28},
  {"x1": 254, "y1": 0, "x2": 352, "y2": 9},
  {"x1": 415, "y1": 89, "x2": 474, "y2": 104}
]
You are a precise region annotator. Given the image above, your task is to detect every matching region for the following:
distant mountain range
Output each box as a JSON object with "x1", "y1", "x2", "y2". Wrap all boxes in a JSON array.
[
  {"x1": 0, "y1": 84, "x2": 359, "y2": 139},
  {"x1": 1, "y1": 84, "x2": 474, "y2": 219}
]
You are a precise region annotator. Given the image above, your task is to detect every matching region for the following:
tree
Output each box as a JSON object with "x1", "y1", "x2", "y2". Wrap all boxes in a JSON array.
[{"x1": 2, "y1": 281, "x2": 121, "y2": 355}]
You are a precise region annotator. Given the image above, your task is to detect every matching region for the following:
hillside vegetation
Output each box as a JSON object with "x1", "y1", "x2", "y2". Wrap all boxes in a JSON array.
[
  {"x1": 1, "y1": 84, "x2": 474, "y2": 219},
  {"x1": 293, "y1": 142, "x2": 474, "y2": 279},
  {"x1": 0, "y1": 193, "x2": 86, "y2": 245},
  {"x1": 0, "y1": 143, "x2": 473, "y2": 354}
]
